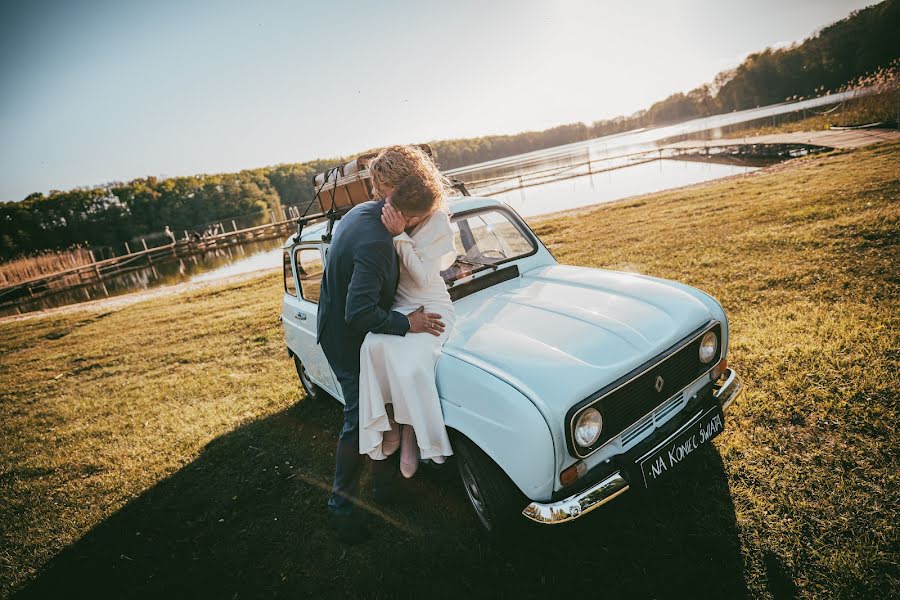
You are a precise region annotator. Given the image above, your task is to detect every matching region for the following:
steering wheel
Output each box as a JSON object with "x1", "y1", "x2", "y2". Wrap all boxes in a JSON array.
[{"x1": 480, "y1": 249, "x2": 508, "y2": 260}]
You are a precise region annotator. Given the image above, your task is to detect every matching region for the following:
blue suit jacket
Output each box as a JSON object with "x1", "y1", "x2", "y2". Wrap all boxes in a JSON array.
[{"x1": 317, "y1": 199, "x2": 410, "y2": 372}]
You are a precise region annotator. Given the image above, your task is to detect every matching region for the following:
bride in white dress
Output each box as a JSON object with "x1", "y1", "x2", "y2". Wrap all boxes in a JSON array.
[{"x1": 358, "y1": 164, "x2": 456, "y2": 478}]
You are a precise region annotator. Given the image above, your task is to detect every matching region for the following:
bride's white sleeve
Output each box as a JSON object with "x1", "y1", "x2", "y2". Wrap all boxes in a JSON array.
[{"x1": 393, "y1": 212, "x2": 455, "y2": 288}]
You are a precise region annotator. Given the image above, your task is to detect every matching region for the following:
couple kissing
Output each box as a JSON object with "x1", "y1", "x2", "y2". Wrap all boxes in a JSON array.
[{"x1": 316, "y1": 145, "x2": 456, "y2": 544}]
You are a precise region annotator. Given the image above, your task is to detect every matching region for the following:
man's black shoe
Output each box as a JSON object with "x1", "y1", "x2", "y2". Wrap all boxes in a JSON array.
[{"x1": 330, "y1": 512, "x2": 370, "y2": 545}]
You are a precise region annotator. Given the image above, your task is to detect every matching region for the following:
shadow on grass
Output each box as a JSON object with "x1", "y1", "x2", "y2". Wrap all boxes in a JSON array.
[{"x1": 14, "y1": 397, "x2": 748, "y2": 599}]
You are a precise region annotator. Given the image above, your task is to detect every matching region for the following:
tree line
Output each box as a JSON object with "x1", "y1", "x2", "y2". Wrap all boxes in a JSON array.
[
  {"x1": 0, "y1": 161, "x2": 333, "y2": 259},
  {"x1": 1, "y1": 0, "x2": 897, "y2": 260}
]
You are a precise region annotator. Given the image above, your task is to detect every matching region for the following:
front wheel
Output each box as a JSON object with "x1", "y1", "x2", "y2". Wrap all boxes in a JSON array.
[
  {"x1": 293, "y1": 355, "x2": 324, "y2": 402},
  {"x1": 453, "y1": 435, "x2": 528, "y2": 536}
]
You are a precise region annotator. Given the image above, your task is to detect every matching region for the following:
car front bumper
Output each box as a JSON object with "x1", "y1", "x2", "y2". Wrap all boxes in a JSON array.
[{"x1": 522, "y1": 367, "x2": 743, "y2": 525}]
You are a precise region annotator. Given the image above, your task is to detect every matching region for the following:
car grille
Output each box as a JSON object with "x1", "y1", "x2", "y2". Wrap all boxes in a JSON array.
[
  {"x1": 568, "y1": 322, "x2": 723, "y2": 457},
  {"x1": 598, "y1": 323, "x2": 722, "y2": 445},
  {"x1": 620, "y1": 392, "x2": 685, "y2": 448}
]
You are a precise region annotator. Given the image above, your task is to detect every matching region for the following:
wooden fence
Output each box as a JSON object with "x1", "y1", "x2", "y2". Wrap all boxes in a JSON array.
[{"x1": 0, "y1": 218, "x2": 297, "y2": 311}]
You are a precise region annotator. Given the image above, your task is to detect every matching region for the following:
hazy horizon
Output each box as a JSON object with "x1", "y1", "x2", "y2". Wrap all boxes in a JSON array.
[{"x1": 0, "y1": 0, "x2": 877, "y2": 201}]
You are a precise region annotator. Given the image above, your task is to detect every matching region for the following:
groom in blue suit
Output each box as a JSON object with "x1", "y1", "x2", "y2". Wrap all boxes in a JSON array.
[{"x1": 317, "y1": 193, "x2": 444, "y2": 544}]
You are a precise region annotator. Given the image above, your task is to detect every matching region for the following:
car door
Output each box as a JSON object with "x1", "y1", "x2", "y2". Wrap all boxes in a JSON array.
[{"x1": 282, "y1": 242, "x2": 340, "y2": 399}]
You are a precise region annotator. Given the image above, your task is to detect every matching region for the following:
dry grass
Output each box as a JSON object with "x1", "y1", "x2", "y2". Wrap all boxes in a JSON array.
[
  {"x1": 0, "y1": 249, "x2": 95, "y2": 286},
  {"x1": 532, "y1": 141, "x2": 899, "y2": 596},
  {"x1": 1, "y1": 142, "x2": 898, "y2": 599},
  {"x1": 728, "y1": 86, "x2": 899, "y2": 138},
  {"x1": 728, "y1": 63, "x2": 900, "y2": 138}
]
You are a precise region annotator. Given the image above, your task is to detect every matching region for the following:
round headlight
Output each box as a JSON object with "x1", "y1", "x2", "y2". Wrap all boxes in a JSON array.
[
  {"x1": 699, "y1": 331, "x2": 718, "y2": 364},
  {"x1": 574, "y1": 408, "x2": 603, "y2": 447}
]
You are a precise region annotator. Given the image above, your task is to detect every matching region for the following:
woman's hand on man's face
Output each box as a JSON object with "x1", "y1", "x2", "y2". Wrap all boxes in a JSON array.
[{"x1": 382, "y1": 204, "x2": 407, "y2": 236}]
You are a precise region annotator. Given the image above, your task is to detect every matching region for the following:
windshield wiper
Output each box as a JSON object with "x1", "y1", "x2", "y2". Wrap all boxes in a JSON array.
[{"x1": 456, "y1": 257, "x2": 498, "y2": 271}]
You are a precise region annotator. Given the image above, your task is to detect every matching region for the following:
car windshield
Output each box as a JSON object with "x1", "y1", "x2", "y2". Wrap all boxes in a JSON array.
[{"x1": 441, "y1": 208, "x2": 536, "y2": 284}]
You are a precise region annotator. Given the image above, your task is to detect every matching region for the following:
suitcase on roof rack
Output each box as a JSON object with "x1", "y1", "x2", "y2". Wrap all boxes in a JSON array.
[
  {"x1": 312, "y1": 152, "x2": 377, "y2": 214},
  {"x1": 312, "y1": 144, "x2": 434, "y2": 214}
]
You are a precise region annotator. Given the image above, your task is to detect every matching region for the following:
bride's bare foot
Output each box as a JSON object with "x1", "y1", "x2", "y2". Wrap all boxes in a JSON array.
[{"x1": 400, "y1": 425, "x2": 419, "y2": 478}]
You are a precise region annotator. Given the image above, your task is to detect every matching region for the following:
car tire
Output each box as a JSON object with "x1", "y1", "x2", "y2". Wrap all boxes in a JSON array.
[
  {"x1": 293, "y1": 355, "x2": 324, "y2": 402},
  {"x1": 453, "y1": 434, "x2": 529, "y2": 537}
]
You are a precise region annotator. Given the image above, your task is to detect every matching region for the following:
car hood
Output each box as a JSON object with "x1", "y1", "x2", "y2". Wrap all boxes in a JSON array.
[{"x1": 443, "y1": 264, "x2": 716, "y2": 419}]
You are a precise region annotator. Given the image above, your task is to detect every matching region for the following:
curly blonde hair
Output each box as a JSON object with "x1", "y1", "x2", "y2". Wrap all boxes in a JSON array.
[
  {"x1": 390, "y1": 173, "x2": 439, "y2": 216},
  {"x1": 368, "y1": 144, "x2": 452, "y2": 212}
]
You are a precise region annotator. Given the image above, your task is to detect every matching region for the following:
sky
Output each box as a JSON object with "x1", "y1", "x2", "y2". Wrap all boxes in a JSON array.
[{"x1": 0, "y1": 0, "x2": 877, "y2": 201}]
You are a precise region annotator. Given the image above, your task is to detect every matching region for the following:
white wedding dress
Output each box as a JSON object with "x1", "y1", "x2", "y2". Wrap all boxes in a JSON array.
[{"x1": 358, "y1": 210, "x2": 456, "y2": 462}]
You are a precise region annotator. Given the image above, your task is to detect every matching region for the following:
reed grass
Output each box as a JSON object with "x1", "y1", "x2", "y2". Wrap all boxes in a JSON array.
[
  {"x1": 0, "y1": 248, "x2": 95, "y2": 286},
  {"x1": 729, "y1": 63, "x2": 900, "y2": 137}
]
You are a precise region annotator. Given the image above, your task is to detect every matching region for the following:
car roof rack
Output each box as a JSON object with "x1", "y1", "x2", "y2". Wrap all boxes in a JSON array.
[{"x1": 295, "y1": 144, "x2": 469, "y2": 243}]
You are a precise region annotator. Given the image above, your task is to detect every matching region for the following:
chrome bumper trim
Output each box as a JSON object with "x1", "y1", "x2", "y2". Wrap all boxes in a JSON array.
[
  {"x1": 712, "y1": 368, "x2": 743, "y2": 411},
  {"x1": 522, "y1": 472, "x2": 629, "y2": 525},
  {"x1": 524, "y1": 368, "x2": 743, "y2": 525}
]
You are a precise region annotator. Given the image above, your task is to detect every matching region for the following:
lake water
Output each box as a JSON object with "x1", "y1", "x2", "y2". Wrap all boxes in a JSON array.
[
  {"x1": 187, "y1": 155, "x2": 768, "y2": 290},
  {"x1": 445, "y1": 88, "x2": 863, "y2": 184},
  {"x1": 1, "y1": 239, "x2": 285, "y2": 317},
  {"x1": 489, "y1": 158, "x2": 759, "y2": 218},
  {"x1": 0, "y1": 156, "x2": 761, "y2": 319}
]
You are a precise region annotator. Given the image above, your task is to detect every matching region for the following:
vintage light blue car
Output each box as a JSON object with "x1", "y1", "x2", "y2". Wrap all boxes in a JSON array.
[{"x1": 281, "y1": 195, "x2": 743, "y2": 533}]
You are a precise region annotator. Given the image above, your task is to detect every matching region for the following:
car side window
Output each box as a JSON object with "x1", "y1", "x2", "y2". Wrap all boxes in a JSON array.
[
  {"x1": 295, "y1": 246, "x2": 324, "y2": 303},
  {"x1": 283, "y1": 250, "x2": 297, "y2": 297}
]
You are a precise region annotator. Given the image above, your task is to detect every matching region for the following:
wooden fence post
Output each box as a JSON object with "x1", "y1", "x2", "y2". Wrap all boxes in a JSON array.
[
  {"x1": 89, "y1": 250, "x2": 109, "y2": 297},
  {"x1": 143, "y1": 238, "x2": 154, "y2": 265}
]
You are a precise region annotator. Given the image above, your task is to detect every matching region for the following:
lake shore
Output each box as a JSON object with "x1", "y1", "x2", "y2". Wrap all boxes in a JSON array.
[
  {"x1": 7, "y1": 127, "x2": 897, "y2": 322},
  {"x1": 0, "y1": 267, "x2": 280, "y2": 324},
  {"x1": 1, "y1": 141, "x2": 897, "y2": 598},
  {"x1": 0, "y1": 156, "x2": 779, "y2": 325}
]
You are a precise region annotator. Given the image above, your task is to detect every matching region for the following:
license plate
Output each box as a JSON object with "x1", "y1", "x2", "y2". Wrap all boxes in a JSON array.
[{"x1": 638, "y1": 405, "x2": 724, "y2": 487}]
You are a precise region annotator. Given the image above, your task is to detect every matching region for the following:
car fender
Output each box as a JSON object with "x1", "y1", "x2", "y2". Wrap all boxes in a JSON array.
[{"x1": 437, "y1": 353, "x2": 556, "y2": 501}]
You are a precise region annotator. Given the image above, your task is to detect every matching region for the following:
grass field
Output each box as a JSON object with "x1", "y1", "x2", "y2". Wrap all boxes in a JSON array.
[{"x1": 1, "y1": 142, "x2": 898, "y2": 599}]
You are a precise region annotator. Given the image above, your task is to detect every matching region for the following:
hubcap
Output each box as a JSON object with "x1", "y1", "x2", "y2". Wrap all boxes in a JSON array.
[{"x1": 460, "y1": 460, "x2": 492, "y2": 530}]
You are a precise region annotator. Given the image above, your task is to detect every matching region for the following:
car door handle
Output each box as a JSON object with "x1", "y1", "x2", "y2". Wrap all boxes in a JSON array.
[{"x1": 295, "y1": 312, "x2": 307, "y2": 321}]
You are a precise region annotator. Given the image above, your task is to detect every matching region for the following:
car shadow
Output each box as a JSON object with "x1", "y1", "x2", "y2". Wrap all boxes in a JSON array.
[{"x1": 14, "y1": 396, "x2": 747, "y2": 599}]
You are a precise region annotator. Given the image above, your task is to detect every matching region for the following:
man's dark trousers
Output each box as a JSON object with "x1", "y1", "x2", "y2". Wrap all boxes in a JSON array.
[
  {"x1": 319, "y1": 336, "x2": 390, "y2": 516},
  {"x1": 316, "y1": 199, "x2": 410, "y2": 517}
]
